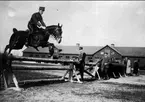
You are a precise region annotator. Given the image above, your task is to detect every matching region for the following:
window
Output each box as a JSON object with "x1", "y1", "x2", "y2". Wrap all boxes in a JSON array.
[
  {"x1": 29, "y1": 54, "x2": 33, "y2": 57},
  {"x1": 100, "y1": 52, "x2": 104, "y2": 55},
  {"x1": 66, "y1": 56, "x2": 70, "y2": 59},
  {"x1": 35, "y1": 54, "x2": 39, "y2": 58},
  {"x1": 59, "y1": 56, "x2": 62, "y2": 58},
  {"x1": 88, "y1": 57, "x2": 92, "y2": 60},
  {"x1": 72, "y1": 56, "x2": 77, "y2": 59},
  {"x1": 95, "y1": 57, "x2": 99, "y2": 59},
  {"x1": 111, "y1": 52, "x2": 115, "y2": 55},
  {"x1": 41, "y1": 55, "x2": 45, "y2": 58}
]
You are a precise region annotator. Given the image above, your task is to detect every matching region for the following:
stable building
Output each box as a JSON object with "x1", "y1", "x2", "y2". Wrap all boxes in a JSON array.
[{"x1": 23, "y1": 45, "x2": 145, "y2": 68}]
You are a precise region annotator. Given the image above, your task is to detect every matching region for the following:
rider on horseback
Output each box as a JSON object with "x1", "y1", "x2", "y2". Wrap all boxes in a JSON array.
[{"x1": 26, "y1": 6, "x2": 47, "y2": 46}]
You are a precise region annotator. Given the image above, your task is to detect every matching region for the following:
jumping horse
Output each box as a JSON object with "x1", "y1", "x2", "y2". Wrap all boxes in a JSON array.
[{"x1": 4, "y1": 23, "x2": 63, "y2": 57}]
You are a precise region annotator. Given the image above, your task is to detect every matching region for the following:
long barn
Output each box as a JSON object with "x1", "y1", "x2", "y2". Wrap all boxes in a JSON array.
[{"x1": 23, "y1": 44, "x2": 145, "y2": 69}]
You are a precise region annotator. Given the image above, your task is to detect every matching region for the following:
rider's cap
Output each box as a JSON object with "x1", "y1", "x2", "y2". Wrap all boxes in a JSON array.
[
  {"x1": 79, "y1": 47, "x2": 83, "y2": 50},
  {"x1": 39, "y1": 7, "x2": 45, "y2": 11}
]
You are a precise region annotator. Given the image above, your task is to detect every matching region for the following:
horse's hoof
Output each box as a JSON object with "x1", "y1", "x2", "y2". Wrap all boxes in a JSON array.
[
  {"x1": 77, "y1": 81, "x2": 83, "y2": 84},
  {"x1": 64, "y1": 79, "x2": 69, "y2": 82},
  {"x1": 70, "y1": 80, "x2": 74, "y2": 83}
]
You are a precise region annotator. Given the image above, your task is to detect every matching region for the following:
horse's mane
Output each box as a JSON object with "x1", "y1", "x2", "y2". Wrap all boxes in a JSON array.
[
  {"x1": 13, "y1": 28, "x2": 29, "y2": 33},
  {"x1": 46, "y1": 25, "x2": 58, "y2": 29}
]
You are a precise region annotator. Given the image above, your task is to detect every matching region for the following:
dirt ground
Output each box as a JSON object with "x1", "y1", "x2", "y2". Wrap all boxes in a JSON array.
[{"x1": 0, "y1": 70, "x2": 145, "y2": 102}]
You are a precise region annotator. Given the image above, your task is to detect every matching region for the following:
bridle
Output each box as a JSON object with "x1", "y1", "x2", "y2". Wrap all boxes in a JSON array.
[{"x1": 51, "y1": 26, "x2": 62, "y2": 39}]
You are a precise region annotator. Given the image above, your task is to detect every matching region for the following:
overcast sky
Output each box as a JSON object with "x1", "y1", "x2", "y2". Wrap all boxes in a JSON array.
[{"x1": 0, "y1": 1, "x2": 145, "y2": 54}]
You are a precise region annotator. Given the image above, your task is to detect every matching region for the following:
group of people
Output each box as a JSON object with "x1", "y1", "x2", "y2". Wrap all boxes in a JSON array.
[
  {"x1": 123, "y1": 57, "x2": 140, "y2": 76},
  {"x1": 62, "y1": 50, "x2": 141, "y2": 83},
  {"x1": 92, "y1": 53, "x2": 140, "y2": 80}
]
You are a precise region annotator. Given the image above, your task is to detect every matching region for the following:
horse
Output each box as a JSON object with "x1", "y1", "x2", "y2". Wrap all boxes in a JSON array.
[
  {"x1": 97, "y1": 59, "x2": 126, "y2": 79},
  {"x1": 4, "y1": 23, "x2": 63, "y2": 58}
]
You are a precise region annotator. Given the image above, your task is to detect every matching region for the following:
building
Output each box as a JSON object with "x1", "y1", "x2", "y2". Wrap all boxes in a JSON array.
[{"x1": 23, "y1": 44, "x2": 145, "y2": 68}]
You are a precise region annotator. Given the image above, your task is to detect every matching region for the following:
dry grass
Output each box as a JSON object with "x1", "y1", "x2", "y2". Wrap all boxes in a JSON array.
[{"x1": 0, "y1": 69, "x2": 145, "y2": 102}]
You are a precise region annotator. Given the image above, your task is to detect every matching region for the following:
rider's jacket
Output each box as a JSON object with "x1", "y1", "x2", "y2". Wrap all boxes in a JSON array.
[{"x1": 29, "y1": 12, "x2": 46, "y2": 27}]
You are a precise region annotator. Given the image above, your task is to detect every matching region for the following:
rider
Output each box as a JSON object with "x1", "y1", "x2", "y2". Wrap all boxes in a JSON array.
[
  {"x1": 26, "y1": 6, "x2": 47, "y2": 46},
  {"x1": 28, "y1": 6, "x2": 46, "y2": 33}
]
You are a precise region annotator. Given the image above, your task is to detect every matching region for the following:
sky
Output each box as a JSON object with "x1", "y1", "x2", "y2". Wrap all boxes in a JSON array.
[{"x1": 0, "y1": 1, "x2": 145, "y2": 55}]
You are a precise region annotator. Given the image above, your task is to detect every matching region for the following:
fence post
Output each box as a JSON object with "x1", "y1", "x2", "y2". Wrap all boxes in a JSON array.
[
  {"x1": 69, "y1": 63, "x2": 74, "y2": 82},
  {"x1": 1, "y1": 53, "x2": 9, "y2": 90}
]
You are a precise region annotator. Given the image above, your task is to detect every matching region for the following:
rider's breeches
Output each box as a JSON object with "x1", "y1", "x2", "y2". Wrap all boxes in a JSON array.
[{"x1": 28, "y1": 23, "x2": 39, "y2": 34}]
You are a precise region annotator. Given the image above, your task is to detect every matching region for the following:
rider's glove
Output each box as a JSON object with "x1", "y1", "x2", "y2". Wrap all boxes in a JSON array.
[
  {"x1": 37, "y1": 22, "x2": 42, "y2": 27},
  {"x1": 41, "y1": 26, "x2": 46, "y2": 29}
]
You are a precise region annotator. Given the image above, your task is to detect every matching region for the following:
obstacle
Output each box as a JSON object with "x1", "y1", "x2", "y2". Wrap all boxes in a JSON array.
[
  {"x1": 0, "y1": 53, "x2": 101, "y2": 91},
  {"x1": 12, "y1": 65, "x2": 70, "y2": 70},
  {"x1": 0, "y1": 53, "x2": 79, "y2": 91},
  {"x1": 10, "y1": 55, "x2": 78, "y2": 64}
]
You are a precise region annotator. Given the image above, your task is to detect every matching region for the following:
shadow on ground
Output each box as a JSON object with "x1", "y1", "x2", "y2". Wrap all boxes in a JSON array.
[
  {"x1": 12, "y1": 70, "x2": 96, "y2": 89},
  {"x1": 97, "y1": 82, "x2": 145, "y2": 102}
]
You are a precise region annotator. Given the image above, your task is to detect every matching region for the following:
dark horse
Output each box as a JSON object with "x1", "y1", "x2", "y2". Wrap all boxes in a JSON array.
[
  {"x1": 4, "y1": 23, "x2": 63, "y2": 57},
  {"x1": 97, "y1": 60, "x2": 126, "y2": 79}
]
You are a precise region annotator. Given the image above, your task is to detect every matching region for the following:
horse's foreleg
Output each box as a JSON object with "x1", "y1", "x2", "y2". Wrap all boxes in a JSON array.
[
  {"x1": 47, "y1": 43, "x2": 55, "y2": 58},
  {"x1": 8, "y1": 48, "x2": 12, "y2": 55}
]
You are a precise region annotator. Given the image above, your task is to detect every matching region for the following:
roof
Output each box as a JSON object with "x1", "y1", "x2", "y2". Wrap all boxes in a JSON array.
[
  {"x1": 93, "y1": 45, "x2": 122, "y2": 56},
  {"x1": 23, "y1": 46, "x2": 103, "y2": 55},
  {"x1": 114, "y1": 47, "x2": 145, "y2": 57},
  {"x1": 57, "y1": 46, "x2": 102, "y2": 55},
  {"x1": 23, "y1": 45, "x2": 145, "y2": 57},
  {"x1": 93, "y1": 45, "x2": 145, "y2": 57}
]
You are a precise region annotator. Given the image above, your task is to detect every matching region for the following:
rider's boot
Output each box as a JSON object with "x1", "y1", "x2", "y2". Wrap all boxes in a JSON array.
[{"x1": 25, "y1": 31, "x2": 32, "y2": 47}]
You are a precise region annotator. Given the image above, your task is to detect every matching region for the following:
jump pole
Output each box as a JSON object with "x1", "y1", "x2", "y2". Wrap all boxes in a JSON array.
[{"x1": 2, "y1": 54, "x2": 79, "y2": 91}]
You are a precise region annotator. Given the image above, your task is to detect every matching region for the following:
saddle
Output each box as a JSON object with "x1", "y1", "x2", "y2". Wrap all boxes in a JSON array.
[{"x1": 26, "y1": 30, "x2": 41, "y2": 47}]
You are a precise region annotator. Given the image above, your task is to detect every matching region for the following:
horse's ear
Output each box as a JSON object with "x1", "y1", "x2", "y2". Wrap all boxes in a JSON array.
[
  {"x1": 58, "y1": 23, "x2": 60, "y2": 27},
  {"x1": 61, "y1": 24, "x2": 63, "y2": 28},
  {"x1": 13, "y1": 28, "x2": 17, "y2": 33}
]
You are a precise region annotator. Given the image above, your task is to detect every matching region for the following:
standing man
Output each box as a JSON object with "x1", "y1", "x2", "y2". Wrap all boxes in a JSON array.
[
  {"x1": 133, "y1": 59, "x2": 139, "y2": 76},
  {"x1": 122, "y1": 57, "x2": 128, "y2": 76},
  {"x1": 78, "y1": 47, "x2": 86, "y2": 82},
  {"x1": 101, "y1": 52, "x2": 110, "y2": 80},
  {"x1": 126, "y1": 58, "x2": 132, "y2": 76}
]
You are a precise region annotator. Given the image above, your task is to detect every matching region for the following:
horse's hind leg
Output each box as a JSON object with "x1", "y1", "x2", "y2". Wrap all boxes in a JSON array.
[{"x1": 47, "y1": 43, "x2": 55, "y2": 58}]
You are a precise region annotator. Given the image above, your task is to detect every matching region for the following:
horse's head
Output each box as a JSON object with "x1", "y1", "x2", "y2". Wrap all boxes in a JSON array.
[{"x1": 46, "y1": 23, "x2": 63, "y2": 43}]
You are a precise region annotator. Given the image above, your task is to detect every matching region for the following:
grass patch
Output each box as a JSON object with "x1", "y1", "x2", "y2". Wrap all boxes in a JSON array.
[{"x1": 13, "y1": 70, "x2": 61, "y2": 81}]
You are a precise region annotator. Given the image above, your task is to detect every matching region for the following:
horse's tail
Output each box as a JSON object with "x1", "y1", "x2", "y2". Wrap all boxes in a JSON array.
[{"x1": 4, "y1": 28, "x2": 18, "y2": 54}]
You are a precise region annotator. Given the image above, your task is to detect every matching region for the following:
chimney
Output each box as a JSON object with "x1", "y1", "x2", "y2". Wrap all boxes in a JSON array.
[
  {"x1": 111, "y1": 44, "x2": 115, "y2": 47},
  {"x1": 76, "y1": 43, "x2": 80, "y2": 47}
]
